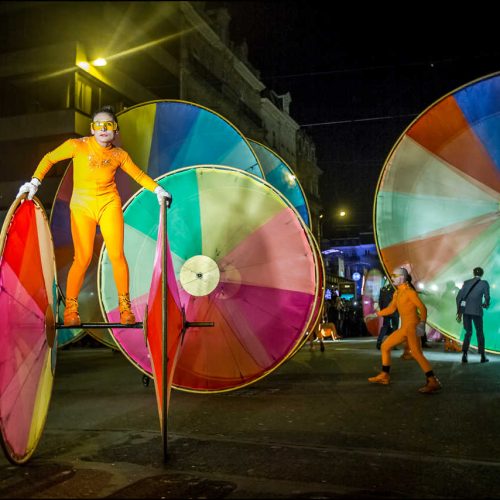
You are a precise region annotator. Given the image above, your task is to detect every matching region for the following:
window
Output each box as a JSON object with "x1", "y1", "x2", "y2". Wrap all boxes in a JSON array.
[{"x1": 75, "y1": 73, "x2": 100, "y2": 115}]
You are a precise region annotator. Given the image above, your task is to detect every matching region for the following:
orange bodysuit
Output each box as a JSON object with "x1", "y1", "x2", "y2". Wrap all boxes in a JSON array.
[
  {"x1": 376, "y1": 283, "x2": 431, "y2": 373},
  {"x1": 33, "y1": 136, "x2": 159, "y2": 298}
]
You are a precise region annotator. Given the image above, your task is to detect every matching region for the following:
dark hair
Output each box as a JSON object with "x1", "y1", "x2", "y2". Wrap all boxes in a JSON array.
[
  {"x1": 406, "y1": 273, "x2": 416, "y2": 291},
  {"x1": 400, "y1": 267, "x2": 409, "y2": 281},
  {"x1": 92, "y1": 105, "x2": 118, "y2": 127},
  {"x1": 473, "y1": 267, "x2": 484, "y2": 277}
]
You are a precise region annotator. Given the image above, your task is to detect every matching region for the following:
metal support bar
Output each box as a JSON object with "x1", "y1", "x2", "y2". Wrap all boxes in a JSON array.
[
  {"x1": 160, "y1": 196, "x2": 168, "y2": 463},
  {"x1": 56, "y1": 322, "x2": 143, "y2": 329},
  {"x1": 185, "y1": 321, "x2": 214, "y2": 328}
]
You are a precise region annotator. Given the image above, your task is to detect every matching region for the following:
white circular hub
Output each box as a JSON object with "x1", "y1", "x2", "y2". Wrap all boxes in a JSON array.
[{"x1": 179, "y1": 255, "x2": 220, "y2": 296}]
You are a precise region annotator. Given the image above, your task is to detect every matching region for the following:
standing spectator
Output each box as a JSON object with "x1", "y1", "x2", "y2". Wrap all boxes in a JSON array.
[
  {"x1": 336, "y1": 298, "x2": 347, "y2": 337},
  {"x1": 328, "y1": 296, "x2": 339, "y2": 327}
]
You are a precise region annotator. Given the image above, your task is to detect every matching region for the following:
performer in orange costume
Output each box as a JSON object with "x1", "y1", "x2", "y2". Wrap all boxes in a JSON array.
[
  {"x1": 17, "y1": 105, "x2": 171, "y2": 326},
  {"x1": 367, "y1": 267, "x2": 441, "y2": 394}
]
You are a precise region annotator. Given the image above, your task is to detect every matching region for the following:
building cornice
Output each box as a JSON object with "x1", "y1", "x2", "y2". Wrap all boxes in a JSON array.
[
  {"x1": 180, "y1": 2, "x2": 265, "y2": 93},
  {"x1": 261, "y1": 98, "x2": 300, "y2": 130}
]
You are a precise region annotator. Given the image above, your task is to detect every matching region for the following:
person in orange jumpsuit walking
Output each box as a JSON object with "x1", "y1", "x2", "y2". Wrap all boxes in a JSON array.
[
  {"x1": 366, "y1": 267, "x2": 441, "y2": 394},
  {"x1": 17, "y1": 105, "x2": 171, "y2": 326}
]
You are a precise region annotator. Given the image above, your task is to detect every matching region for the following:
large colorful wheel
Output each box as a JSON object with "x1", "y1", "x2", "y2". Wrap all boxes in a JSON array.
[
  {"x1": 374, "y1": 72, "x2": 500, "y2": 350},
  {"x1": 0, "y1": 196, "x2": 57, "y2": 464},
  {"x1": 49, "y1": 100, "x2": 263, "y2": 348},
  {"x1": 248, "y1": 139, "x2": 311, "y2": 226},
  {"x1": 99, "y1": 166, "x2": 321, "y2": 391}
]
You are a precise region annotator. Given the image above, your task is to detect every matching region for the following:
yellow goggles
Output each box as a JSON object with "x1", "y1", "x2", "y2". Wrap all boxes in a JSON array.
[{"x1": 91, "y1": 120, "x2": 118, "y2": 131}]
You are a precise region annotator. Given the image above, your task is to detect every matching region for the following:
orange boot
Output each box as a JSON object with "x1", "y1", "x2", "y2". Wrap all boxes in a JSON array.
[
  {"x1": 63, "y1": 297, "x2": 81, "y2": 326},
  {"x1": 118, "y1": 293, "x2": 136, "y2": 324},
  {"x1": 418, "y1": 376, "x2": 442, "y2": 394},
  {"x1": 368, "y1": 371, "x2": 390, "y2": 385}
]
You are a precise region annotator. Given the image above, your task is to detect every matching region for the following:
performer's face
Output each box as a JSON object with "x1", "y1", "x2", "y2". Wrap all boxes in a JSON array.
[
  {"x1": 91, "y1": 112, "x2": 117, "y2": 145},
  {"x1": 390, "y1": 268, "x2": 406, "y2": 286}
]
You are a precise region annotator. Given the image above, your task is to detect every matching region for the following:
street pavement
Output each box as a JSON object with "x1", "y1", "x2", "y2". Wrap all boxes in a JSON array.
[{"x1": 1, "y1": 336, "x2": 500, "y2": 499}]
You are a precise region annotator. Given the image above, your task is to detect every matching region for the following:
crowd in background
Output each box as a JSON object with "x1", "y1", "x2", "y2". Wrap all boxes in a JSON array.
[{"x1": 324, "y1": 293, "x2": 369, "y2": 338}]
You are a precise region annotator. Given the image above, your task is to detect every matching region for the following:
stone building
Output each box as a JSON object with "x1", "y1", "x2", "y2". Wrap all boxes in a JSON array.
[{"x1": 0, "y1": 1, "x2": 322, "y2": 229}]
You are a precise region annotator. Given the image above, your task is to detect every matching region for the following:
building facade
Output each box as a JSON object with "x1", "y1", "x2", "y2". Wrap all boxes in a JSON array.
[{"x1": 0, "y1": 1, "x2": 322, "y2": 229}]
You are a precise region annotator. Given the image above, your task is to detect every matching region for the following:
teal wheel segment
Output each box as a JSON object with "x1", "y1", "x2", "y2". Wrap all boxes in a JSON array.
[{"x1": 248, "y1": 139, "x2": 310, "y2": 226}]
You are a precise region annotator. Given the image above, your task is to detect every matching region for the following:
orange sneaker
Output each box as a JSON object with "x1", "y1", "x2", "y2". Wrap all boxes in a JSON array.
[
  {"x1": 63, "y1": 297, "x2": 81, "y2": 326},
  {"x1": 119, "y1": 293, "x2": 136, "y2": 324},
  {"x1": 368, "y1": 371, "x2": 390, "y2": 385}
]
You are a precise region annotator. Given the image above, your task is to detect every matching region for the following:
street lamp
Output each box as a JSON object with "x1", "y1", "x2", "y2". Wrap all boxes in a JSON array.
[
  {"x1": 318, "y1": 213, "x2": 324, "y2": 243},
  {"x1": 92, "y1": 58, "x2": 107, "y2": 67}
]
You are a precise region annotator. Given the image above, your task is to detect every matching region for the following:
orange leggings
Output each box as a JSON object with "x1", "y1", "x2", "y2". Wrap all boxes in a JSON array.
[
  {"x1": 380, "y1": 322, "x2": 432, "y2": 373},
  {"x1": 66, "y1": 193, "x2": 128, "y2": 298}
]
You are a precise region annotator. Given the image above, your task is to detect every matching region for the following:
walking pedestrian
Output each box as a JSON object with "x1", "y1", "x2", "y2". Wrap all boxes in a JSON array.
[{"x1": 456, "y1": 267, "x2": 491, "y2": 363}]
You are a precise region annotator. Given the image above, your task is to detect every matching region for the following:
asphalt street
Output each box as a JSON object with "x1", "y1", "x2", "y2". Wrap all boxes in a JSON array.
[{"x1": 1, "y1": 337, "x2": 499, "y2": 499}]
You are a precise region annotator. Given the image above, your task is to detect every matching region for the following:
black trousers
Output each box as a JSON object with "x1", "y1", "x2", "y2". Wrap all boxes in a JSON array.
[{"x1": 462, "y1": 314, "x2": 485, "y2": 355}]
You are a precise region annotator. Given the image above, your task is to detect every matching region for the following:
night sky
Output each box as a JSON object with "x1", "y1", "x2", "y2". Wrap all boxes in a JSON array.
[{"x1": 219, "y1": 2, "x2": 499, "y2": 238}]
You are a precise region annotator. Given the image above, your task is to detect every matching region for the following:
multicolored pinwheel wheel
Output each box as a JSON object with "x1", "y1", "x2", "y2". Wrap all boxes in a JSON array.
[
  {"x1": 50, "y1": 100, "x2": 262, "y2": 348},
  {"x1": 0, "y1": 197, "x2": 57, "y2": 464},
  {"x1": 374, "y1": 72, "x2": 500, "y2": 350},
  {"x1": 99, "y1": 166, "x2": 320, "y2": 392}
]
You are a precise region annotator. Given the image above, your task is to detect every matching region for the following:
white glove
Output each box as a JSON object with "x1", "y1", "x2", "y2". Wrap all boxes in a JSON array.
[
  {"x1": 416, "y1": 321, "x2": 426, "y2": 337},
  {"x1": 154, "y1": 186, "x2": 172, "y2": 207},
  {"x1": 17, "y1": 178, "x2": 41, "y2": 200}
]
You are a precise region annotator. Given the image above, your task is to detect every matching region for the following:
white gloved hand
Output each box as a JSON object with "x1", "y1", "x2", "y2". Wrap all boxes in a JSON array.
[
  {"x1": 154, "y1": 186, "x2": 172, "y2": 207},
  {"x1": 16, "y1": 178, "x2": 41, "y2": 200},
  {"x1": 416, "y1": 321, "x2": 426, "y2": 337}
]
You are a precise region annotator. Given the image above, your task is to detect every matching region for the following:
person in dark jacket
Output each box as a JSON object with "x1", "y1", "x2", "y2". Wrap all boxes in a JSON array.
[
  {"x1": 456, "y1": 267, "x2": 491, "y2": 363},
  {"x1": 375, "y1": 282, "x2": 399, "y2": 349}
]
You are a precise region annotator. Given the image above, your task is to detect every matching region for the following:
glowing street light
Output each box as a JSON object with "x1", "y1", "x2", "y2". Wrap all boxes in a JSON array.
[
  {"x1": 318, "y1": 212, "x2": 325, "y2": 242},
  {"x1": 92, "y1": 58, "x2": 107, "y2": 67}
]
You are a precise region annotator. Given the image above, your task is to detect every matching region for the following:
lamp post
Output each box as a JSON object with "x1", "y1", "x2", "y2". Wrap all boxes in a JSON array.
[{"x1": 318, "y1": 213, "x2": 324, "y2": 245}]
